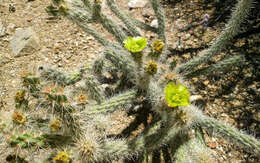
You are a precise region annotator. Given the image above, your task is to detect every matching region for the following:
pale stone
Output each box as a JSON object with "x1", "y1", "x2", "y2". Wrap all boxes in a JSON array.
[
  {"x1": 128, "y1": 0, "x2": 148, "y2": 8},
  {"x1": 190, "y1": 95, "x2": 203, "y2": 102},
  {"x1": 150, "y1": 19, "x2": 158, "y2": 28},
  {"x1": 10, "y1": 27, "x2": 40, "y2": 57}
]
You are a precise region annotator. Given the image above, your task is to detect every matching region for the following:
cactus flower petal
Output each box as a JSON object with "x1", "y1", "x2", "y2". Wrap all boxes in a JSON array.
[
  {"x1": 123, "y1": 37, "x2": 147, "y2": 53},
  {"x1": 164, "y1": 82, "x2": 190, "y2": 107}
]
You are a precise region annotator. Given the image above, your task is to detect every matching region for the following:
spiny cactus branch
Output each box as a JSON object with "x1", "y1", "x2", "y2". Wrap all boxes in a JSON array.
[
  {"x1": 106, "y1": 0, "x2": 157, "y2": 33},
  {"x1": 87, "y1": 119, "x2": 163, "y2": 162},
  {"x1": 173, "y1": 130, "x2": 214, "y2": 163},
  {"x1": 106, "y1": 0, "x2": 141, "y2": 36},
  {"x1": 200, "y1": 117, "x2": 260, "y2": 155},
  {"x1": 84, "y1": 89, "x2": 137, "y2": 115},
  {"x1": 129, "y1": 109, "x2": 192, "y2": 152},
  {"x1": 91, "y1": 1, "x2": 128, "y2": 44},
  {"x1": 149, "y1": 0, "x2": 166, "y2": 42},
  {"x1": 189, "y1": 105, "x2": 260, "y2": 155},
  {"x1": 184, "y1": 55, "x2": 245, "y2": 78},
  {"x1": 86, "y1": 109, "x2": 193, "y2": 161},
  {"x1": 92, "y1": 1, "x2": 102, "y2": 21},
  {"x1": 104, "y1": 47, "x2": 137, "y2": 83},
  {"x1": 176, "y1": 0, "x2": 254, "y2": 74},
  {"x1": 81, "y1": 0, "x2": 93, "y2": 10},
  {"x1": 85, "y1": 76, "x2": 105, "y2": 104},
  {"x1": 57, "y1": 0, "x2": 124, "y2": 48},
  {"x1": 65, "y1": 3, "x2": 114, "y2": 47},
  {"x1": 38, "y1": 66, "x2": 83, "y2": 86},
  {"x1": 133, "y1": 19, "x2": 158, "y2": 33}
]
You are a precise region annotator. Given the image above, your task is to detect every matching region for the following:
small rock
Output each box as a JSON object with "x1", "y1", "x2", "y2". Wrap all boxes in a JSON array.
[
  {"x1": 190, "y1": 95, "x2": 203, "y2": 102},
  {"x1": 150, "y1": 19, "x2": 158, "y2": 28},
  {"x1": 10, "y1": 27, "x2": 40, "y2": 57},
  {"x1": 203, "y1": 80, "x2": 210, "y2": 85},
  {"x1": 27, "y1": 18, "x2": 33, "y2": 22},
  {"x1": 58, "y1": 63, "x2": 63, "y2": 67},
  {"x1": 128, "y1": 0, "x2": 148, "y2": 8},
  {"x1": 183, "y1": 33, "x2": 191, "y2": 41}
]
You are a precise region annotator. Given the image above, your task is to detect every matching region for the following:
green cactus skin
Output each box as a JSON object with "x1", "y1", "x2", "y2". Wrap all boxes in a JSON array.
[
  {"x1": 39, "y1": 67, "x2": 83, "y2": 86},
  {"x1": 9, "y1": 133, "x2": 45, "y2": 148},
  {"x1": 82, "y1": 0, "x2": 93, "y2": 10},
  {"x1": 106, "y1": 0, "x2": 157, "y2": 34},
  {"x1": 85, "y1": 76, "x2": 105, "y2": 104},
  {"x1": 198, "y1": 113, "x2": 260, "y2": 155},
  {"x1": 176, "y1": 0, "x2": 254, "y2": 75},
  {"x1": 173, "y1": 130, "x2": 215, "y2": 163},
  {"x1": 185, "y1": 55, "x2": 245, "y2": 78},
  {"x1": 23, "y1": 75, "x2": 41, "y2": 97},
  {"x1": 85, "y1": 90, "x2": 137, "y2": 115}
]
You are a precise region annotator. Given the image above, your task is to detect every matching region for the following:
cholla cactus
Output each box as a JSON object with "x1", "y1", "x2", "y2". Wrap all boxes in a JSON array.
[{"x1": 1, "y1": 0, "x2": 259, "y2": 162}]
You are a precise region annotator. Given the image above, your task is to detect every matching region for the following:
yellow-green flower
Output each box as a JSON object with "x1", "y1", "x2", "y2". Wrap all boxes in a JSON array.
[
  {"x1": 53, "y1": 151, "x2": 70, "y2": 163},
  {"x1": 152, "y1": 40, "x2": 164, "y2": 53},
  {"x1": 124, "y1": 37, "x2": 147, "y2": 53},
  {"x1": 164, "y1": 82, "x2": 190, "y2": 107}
]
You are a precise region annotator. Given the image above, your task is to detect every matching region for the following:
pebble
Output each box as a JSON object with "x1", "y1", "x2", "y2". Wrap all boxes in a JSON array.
[
  {"x1": 190, "y1": 95, "x2": 203, "y2": 102},
  {"x1": 150, "y1": 19, "x2": 158, "y2": 28},
  {"x1": 128, "y1": 0, "x2": 148, "y2": 8},
  {"x1": 183, "y1": 33, "x2": 191, "y2": 41}
]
